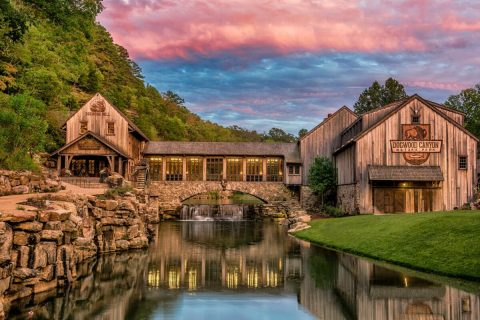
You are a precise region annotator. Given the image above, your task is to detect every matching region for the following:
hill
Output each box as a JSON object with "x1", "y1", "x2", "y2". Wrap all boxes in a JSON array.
[{"x1": 0, "y1": 0, "x2": 274, "y2": 169}]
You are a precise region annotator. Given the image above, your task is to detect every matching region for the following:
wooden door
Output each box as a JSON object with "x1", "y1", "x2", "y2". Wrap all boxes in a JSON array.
[
  {"x1": 394, "y1": 190, "x2": 405, "y2": 213},
  {"x1": 423, "y1": 189, "x2": 433, "y2": 212},
  {"x1": 384, "y1": 190, "x2": 394, "y2": 213},
  {"x1": 414, "y1": 190, "x2": 419, "y2": 213}
]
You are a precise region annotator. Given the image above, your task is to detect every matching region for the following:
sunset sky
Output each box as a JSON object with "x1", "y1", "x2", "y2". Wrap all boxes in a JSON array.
[{"x1": 98, "y1": 0, "x2": 480, "y2": 134}]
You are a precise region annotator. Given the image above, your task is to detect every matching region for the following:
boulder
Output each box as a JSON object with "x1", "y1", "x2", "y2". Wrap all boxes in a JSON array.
[
  {"x1": 129, "y1": 236, "x2": 148, "y2": 249},
  {"x1": 12, "y1": 231, "x2": 30, "y2": 246},
  {"x1": 105, "y1": 200, "x2": 118, "y2": 211},
  {"x1": 0, "y1": 211, "x2": 36, "y2": 223},
  {"x1": 12, "y1": 268, "x2": 37, "y2": 280},
  {"x1": 33, "y1": 279, "x2": 57, "y2": 294},
  {"x1": 287, "y1": 222, "x2": 311, "y2": 233},
  {"x1": 115, "y1": 240, "x2": 130, "y2": 251},
  {"x1": 40, "y1": 230, "x2": 63, "y2": 242},
  {"x1": 39, "y1": 209, "x2": 70, "y2": 222},
  {"x1": 13, "y1": 221, "x2": 43, "y2": 232},
  {"x1": 16, "y1": 246, "x2": 30, "y2": 268},
  {"x1": 12, "y1": 185, "x2": 29, "y2": 194},
  {"x1": 0, "y1": 222, "x2": 12, "y2": 264},
  {"x1": 127, "y1": 225, "x2": 139, "y2": 240}
]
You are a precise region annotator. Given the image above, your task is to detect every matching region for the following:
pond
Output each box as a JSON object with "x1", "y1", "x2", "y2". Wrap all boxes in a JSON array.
[{"x1": 8, "y1": 222, "x2": 480, "y2": 319}]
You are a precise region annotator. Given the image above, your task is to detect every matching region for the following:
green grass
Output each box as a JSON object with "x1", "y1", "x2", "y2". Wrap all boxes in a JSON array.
[{"x1": 294, "y1": 211, "x2": 480, "y2": 280}]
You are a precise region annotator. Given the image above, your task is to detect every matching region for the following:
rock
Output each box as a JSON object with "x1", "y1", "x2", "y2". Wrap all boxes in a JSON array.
[
  {"x1": 61, "y1": 220, "x2": 76, "y2": 232},
  {"x1": 13, "y1": 221, "x2": 43, "y2": 232},
  {"x1": 118, "y1": 200, "x2": 135, "y2": 212},
  {"x1": 12, "y1": 185, "x2": 29, "y2": 194},
  {"x1": 13, "y1": 231, "x2": 30, "y2": 246},
  {"x1": 100, "y1": 217, "x2": 126, "y2": 226},
  {"x1": 296, "y1": 215, "x2": 312, "y2": 223},
  {"x1": 37, "y1": 242, "x2": 57, "y2": 265},
  {"x1": 40, "y1": 230, "x2": 63, "y2": 242},
  {"x1": 39, "y1": 265, "x2": 54, "y2": 281},
  {"x1": 0, "y1": 222, "x2": 12, "y2": 264},
  {"x1": 127, "y1": 225, "x2": 139, "y2": 240},
  {"x1": 12, "y1": 268, "x2": 37, "y2": 279},
  {"x1": 287, "y1": 222, "x2": 311, "y2": 233},
  {"x1": 33, "y1": 245, "x2": 48, "y2": 269},
  {"x1": 115, "y1": 240, "x2": 130, "y2": 250},
  {"x1": 39, "y1": 209, "x2": 70, "y2": 222},
  {"x1": 17, "y1": 246, "x2": 30, "y2": 268},
  {"x1": 19, "y1": 175, "x2": 30, "y2": 185},
  {"x1": 129, "y1": 236, "x2": 148, "y2": 249},
  {"x1": 69, "y1": 214, "x2": 82, "y2": 226},
  {"x1": 0, "y1": 211, "x2": 36, "y2": 223},
  {"x1": 105, "y1": 200, "x2": 118, "y2": 211},
  {"x1": 44, "y1": 221, "x2": 62, "y2": 230},
  {"x1": 0, "y1": 276, "x2": 10, "y2": 295},
  {"x1": 95, "y1": 199, "x2": 107, "y2": 209},
  {"x1": 113, "y1": 226, "x2": 127, "y2": 240},
  {"x1": 33, "y1": 279, "x2": 57, "y2": 294}
]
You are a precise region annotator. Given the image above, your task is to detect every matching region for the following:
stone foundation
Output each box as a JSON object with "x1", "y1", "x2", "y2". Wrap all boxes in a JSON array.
[
  {"x1": 0, "y1": 192, "x2": 152, "y2": 318},
  {"x1": 0, "y1": 169, "x2": 62, "y2": 196},
  {"x1": 300, "y1": 186, "x2": 322, "y2": 213},
  {"x1": 337, "y1": 184, "x2": 359, "y2": 214}
]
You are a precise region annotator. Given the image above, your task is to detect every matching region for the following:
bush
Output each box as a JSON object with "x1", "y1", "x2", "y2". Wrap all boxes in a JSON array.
[
  {"x1": 100, "y1": 185, "x2": 133, "y2": 199},
  {"x1": 308, "y1": 157, "x2": 337, "y2": 206},
  {"x1": 323, "y1": 205, "x2": 346, "y2": 217}
]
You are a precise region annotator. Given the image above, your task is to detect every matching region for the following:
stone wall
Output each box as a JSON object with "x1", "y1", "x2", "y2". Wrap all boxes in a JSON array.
[
  {"x1": 0, "y1": 169, "x2": 62, "y2": 196},
  {"x1": 300, "y1": 186, "x2": 322, "y2": 213},
  {"x1": 0, "y1": 192, "x2": 151, "y2": 318},
  {"x1": 337, "y1": 184, "x2": 359, "y2": 214}
]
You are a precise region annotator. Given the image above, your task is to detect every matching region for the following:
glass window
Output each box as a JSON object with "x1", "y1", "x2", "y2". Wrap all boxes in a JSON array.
[
  {"x1": 206, "y1": 158, "x2": 223, "y2": 181},
  {"x1": 266, "y1": 158, "x2": 283, "y2": 182},
  {"x1": 148, "y1": 157, "x2": 163, "y2": 181},
  {"x1": 106, "y1": 122, "x2": 115, "y2": 135},
  {"x1": 412, "y1": 116, "x2": 420, "y2": 124},
  {"x1": 246, "y1": 158, "x2": 262, "y2": 182},
  {"x1": 80, "y1": 121, "x2": 88, "y2": 134},
  {"x1": 288, "y1": 164, "x2": 300, "y2": 175},
  {"x1": 459, "y1": 156, "x2": 467, "y2": 170},
  {"x1": 227, "y1": 158, "x2": 242, "y2": 181},
  {"x1": 187, "y1": 157, "x2": 203, "y2": 181},
  {"x1": 166, "y1": 157, "x2": 183, "y2": 181}
]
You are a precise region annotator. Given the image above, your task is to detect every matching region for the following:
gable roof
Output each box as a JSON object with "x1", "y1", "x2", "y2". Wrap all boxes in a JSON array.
[
  {"x1": 300, "y1": 106, "x2": 358, "y2": 141},
  {"x1": 50, "y1": 131, "x2": 130, "y2": 158},
  {"x1": 334, "y1": 94, "x2": 478, "y2": 154},
  {"x1": 143, "y1": 141, "x2": 301, "y2": 163},
  {"x1": 62, "y1": 93, "x2": 149, "y2": 141}
]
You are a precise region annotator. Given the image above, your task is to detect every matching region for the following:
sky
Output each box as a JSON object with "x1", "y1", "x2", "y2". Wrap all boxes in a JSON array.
[{"x1": 98, "y1": 0, "x2": 480, "y2": 134}]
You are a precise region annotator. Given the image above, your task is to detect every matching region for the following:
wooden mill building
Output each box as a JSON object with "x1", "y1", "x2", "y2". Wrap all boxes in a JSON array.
[
  {"x1": 300, "y1": 94, "x2": 477, "y2": 213},
  {"x1": 51, "y1": 93, "x2": 149, "y2": 180}
]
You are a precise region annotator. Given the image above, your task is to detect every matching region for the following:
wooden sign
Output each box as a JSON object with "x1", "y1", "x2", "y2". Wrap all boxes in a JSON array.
[
  {"x1": 86, "y1": 99, "x2": 109, "y2": 116},
  {"x1": 390, "y1": 124, "x2": 442, "y2": 165},
  {"x1": 78, "y1": 138, "x2": 101, "y2": 150}
]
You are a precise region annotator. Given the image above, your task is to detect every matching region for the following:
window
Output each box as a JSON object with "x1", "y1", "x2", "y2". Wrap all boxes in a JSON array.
[
  {"x1": 206, "y1": 158, "x2": 223, "y2": 181},
  {"x1": 227, "y1": 158, "x2": 242, "y2": 181},
  {"x1": 106, "y1": 122, "x2": 115, "y2": 135},
  {"x1": 149, "y1": 157, "x2": 163, "y2": 181},
  {"x1": 80, "y1": 121, "x2": 88, "y2": 134},
  {"x1": 266, "y1": 158, "x2": 283, "y2": 182},
  {"x1": 288, "y1": 164, "x2": 300, "y2": 175},
  {"x1": 459, "y1": 156, "x2": 467, "y2": 170},
  {"x1": 412, "y1": 116, "x2": 420, "y2": 124},
  {"x1": 166, "y1": 157, "x2": 183, "y2": 181},
  {"x1": 186, "y1": 157, "x2": 203, "y2": 181},
  {"x1": 246, "y1": 158, "x2": 262, "y2": 182}
]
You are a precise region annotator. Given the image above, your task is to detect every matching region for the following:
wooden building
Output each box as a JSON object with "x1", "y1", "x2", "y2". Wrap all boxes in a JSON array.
[
  {"x1": 143, "y1": 141, "x2": 302, "y2": 185},
  {"x1": 301, "y1": 94, "x2": 477, "y2": 214},
  {"x1": 51, "y1": 93, "x2": 149, "y2": 179}
]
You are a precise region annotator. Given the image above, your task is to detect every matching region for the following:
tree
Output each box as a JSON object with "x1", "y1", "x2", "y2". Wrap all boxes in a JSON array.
[
  {"x1": 308, "y1": 157, "x2": 337, "y2": 207},
  {"x1": 353, "y1": 77, "x2": 407, "y2": 114},
  {"x1": 263, "y1": 127, "x2": 296, "y2": 142},
  {"x1": 298, "y1": 128, "x2": 308, "y2": 139},
  {"x1": 0, "y1": 94, "x2": 48, "y2": 169},
  {"x1": 445, "y1": 84, "x2": 480, "y2": 138}
]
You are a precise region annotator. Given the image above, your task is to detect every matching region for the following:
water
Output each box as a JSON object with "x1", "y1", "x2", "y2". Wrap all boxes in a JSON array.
[{"x1": 8, "y1": 221, "x2": 480, "y2": 319}]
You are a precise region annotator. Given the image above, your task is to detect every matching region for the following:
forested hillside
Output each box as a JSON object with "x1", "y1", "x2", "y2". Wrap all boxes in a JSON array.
[{"x1": 0, "y1": 0, "x2": 278, "y2": 169}]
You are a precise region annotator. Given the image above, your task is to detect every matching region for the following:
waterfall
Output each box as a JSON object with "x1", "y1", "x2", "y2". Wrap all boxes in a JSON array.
[{"x1": 180, "y1": 204, "x2": 254, "y2": 221}]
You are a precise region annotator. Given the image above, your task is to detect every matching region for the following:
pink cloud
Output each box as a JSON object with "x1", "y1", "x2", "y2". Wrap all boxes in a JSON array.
[{"x1": 98, "y1": 0, "x2": 479, "y2": 60}]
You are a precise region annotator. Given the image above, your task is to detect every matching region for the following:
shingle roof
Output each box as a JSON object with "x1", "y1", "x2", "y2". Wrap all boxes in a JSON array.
[
  {"x1": 368, "y1": 165, "x2": 444, "y2": 181},
  {"x1": 144, "y1": 141, "x2": 301, "y2": 163}
]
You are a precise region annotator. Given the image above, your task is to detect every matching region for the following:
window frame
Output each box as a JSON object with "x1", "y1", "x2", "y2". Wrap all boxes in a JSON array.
[
  {"x1": 226, "y1": 158, "x2": 242, "y2": 181},
  {"x1": 165, "y1": 157, "x2": 183, "y2": 181},
  {"x1": 106, "y1": 121, "x2": 115, "y2": 136},
  {"x1": 148, "y1": 157, "x2": 163, "y2": 181},
  {"x1": 458, "y1": 155, "x2": 467, "y2": 170},
  {"x1": 288, "y1": 164, "x2": 300, "y2": 175},
  {"x1": 80, "y1": 121, "x2": 88, "y2": 134},
  {"x1": 246, "y1": 158, "x2": 263, "y2": 182},
  {"x1": 206, "y1": 157, "x2": 223, "y2": 181},
  {"x1": 186, "y1": 157, "x2": 203, "y2": 181}
]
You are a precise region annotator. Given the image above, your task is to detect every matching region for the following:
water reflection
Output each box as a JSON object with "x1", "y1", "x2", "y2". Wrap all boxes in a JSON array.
[{"x1": 8, "y1": 222, "x2": 480, "y2": 320}]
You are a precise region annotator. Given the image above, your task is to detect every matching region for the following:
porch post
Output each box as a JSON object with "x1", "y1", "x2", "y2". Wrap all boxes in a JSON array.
[
  {"x1": 242, "y1": 158, "x2": 247, "y2": 182},
  {"x1": 182, "y1": 157, "x2": 187, "y2": 181},
  {"x1": 202, "y1": 157, "x2": 207, "y2": 181},
  {"x1": 162, "y1": 156, "x2": 166, "y2": 181},
  {"x1": 118, "y1": 157, "x2": 123, "y2": 176},
  {"x1": 222, "y1": 157, "x2": 227, "y2": 180},
  {"x1": 262, "y1": 157, "x2": 267, "y2": 182},
  {"x1": 106, "y1": 156, "x2": 114, "y2": 171},
  {"x1": 57, "y1": 155, "x2": 62, "y2": 175}
]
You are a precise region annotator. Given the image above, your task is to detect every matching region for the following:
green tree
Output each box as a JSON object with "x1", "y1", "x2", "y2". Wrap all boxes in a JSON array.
[
  {"x1": 263, "y1": 127, "x2": 296, "y2": 142},
  {"x1": 445, "y1": 84, "x2": 480, "y2": 138},
  {"x1": 0, "y1": 94, "x2": 48, "y2": 169},
  {"x1": 353, "y1": 77, "x2": 407, "y2": 114},
  {"x1": 308, "y1": 157, "x2": 337, "y2": 207},
  {"x1": 298, "y1": 128, "x2": 308, "y2": 139}
]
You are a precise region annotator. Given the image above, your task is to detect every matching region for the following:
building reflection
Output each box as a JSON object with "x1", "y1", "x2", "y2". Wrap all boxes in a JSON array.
[
  {"x1": 299, "y1": 245, "x2": 480, "y2": 320},
  {"x1": 145, "y1": 222, "x2": 300, "y2": 291}
]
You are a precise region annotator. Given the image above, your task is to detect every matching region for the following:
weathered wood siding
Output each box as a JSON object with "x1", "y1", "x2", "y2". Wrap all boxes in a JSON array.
[
  {"x1": 353, "y1": 99, "x2": 476, "y2": 213},
  {"x1": 300, "y1": 108, "x2": 357, "y2": 184},
  {"x1": 65, "y1": 94, "x2": 144, "y2": 161},
  {"x1": 336, "y1": 144, "x2": 356, "y2": 186}
]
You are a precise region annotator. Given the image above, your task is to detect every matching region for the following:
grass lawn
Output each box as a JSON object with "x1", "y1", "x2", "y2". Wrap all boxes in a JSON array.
[{"x1": 294, "y1": 211, "x2": 480, "y2": 280}]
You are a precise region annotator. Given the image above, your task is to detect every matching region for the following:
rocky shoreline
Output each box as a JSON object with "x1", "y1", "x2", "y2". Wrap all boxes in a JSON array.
[{"x1": 0, "y1": 191, "x2": 157, "y2": 319}]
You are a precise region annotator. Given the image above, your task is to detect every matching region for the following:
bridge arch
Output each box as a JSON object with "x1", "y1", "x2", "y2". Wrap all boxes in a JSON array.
[{"x1": 181, "y1": 190, "x2": 267, "y2": 204}]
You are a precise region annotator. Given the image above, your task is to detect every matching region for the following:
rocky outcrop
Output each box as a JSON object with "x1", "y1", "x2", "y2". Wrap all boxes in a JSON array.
[
  {"x1": 0, "y1": 169, "x2": 63, "y2": 196},
  {"x1": 0, "y1": 192, "x2": 150, "y2": 318}
]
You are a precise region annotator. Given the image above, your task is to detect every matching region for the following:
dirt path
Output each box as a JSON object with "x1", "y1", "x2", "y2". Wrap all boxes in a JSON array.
[{"x1": 0, "y1": 182, "x2": 106, "y2": 213}]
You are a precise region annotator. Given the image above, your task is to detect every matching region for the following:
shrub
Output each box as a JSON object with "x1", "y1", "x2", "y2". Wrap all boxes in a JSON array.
[
  {"x1": 102, "y1": 185, "x2": 133, "y2": 199},
  {"x1": 308, "y1": 156, "x2": 337, "y2": 207},
  {"x1": 323, "y1": 205, "x2": 346, "y2": 217}
]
